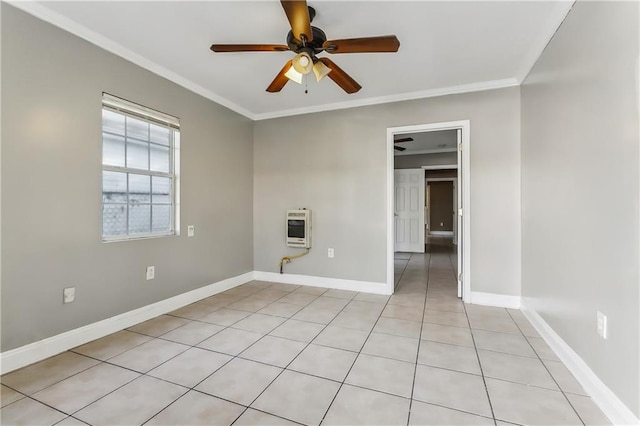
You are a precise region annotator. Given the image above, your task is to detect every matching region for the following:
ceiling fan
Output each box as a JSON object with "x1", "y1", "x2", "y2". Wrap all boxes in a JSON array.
[
  {"x1": 210, "y1": 0, "x2": 400, "y2": 94},
  {"x1": 394, "y1": 137, "x2": 414, "y2": 151}
]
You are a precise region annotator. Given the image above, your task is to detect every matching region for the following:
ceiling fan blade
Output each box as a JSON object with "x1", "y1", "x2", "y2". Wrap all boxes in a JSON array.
[
  {"x1": 323, "y1": 35, "x2": 400, "y2": 54},
  {"x1": 280, "y1": 0, "x2": 313, "y2": 42},
  {"x1": 394, "y1": 137, "x2": 414, "y2": 143},
  {"x1": 211, "y1": 44, "x2": 289, "y2": 52},
  {"x1": 266, "y1": 60, "x2": 294, "y2": 93},
  {"x1": 394, "y1": 146, "x2": 407, "y2": 151},
  {"x1": 318, "y1": 58, "x2": 361, "y2": 94}
]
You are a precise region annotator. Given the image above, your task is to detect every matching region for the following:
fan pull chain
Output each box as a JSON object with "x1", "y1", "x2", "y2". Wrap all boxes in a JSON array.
[{"x1": 304, "y1": 74, "x2": 309, "y2": 94}]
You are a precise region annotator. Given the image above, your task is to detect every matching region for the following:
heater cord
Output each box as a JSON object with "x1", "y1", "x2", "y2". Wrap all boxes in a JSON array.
[{"x1": 279, "y1": 248, "x2": 310, "y2": 274}]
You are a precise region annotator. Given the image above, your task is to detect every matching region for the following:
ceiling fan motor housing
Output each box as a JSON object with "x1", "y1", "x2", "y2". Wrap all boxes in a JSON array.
[{"x1": 287, "y1": 26, "x2": 328, "y2": 56}]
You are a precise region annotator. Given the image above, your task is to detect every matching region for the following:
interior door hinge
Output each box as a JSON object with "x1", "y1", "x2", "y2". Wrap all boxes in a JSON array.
[
  {"x1": 458, "y1": 143, "x2": 462, "y2": 152},
  {"x1": 458, "y1": 273, "x2": 463, "y2": 282},
  {"x1": 458, "y1": 208, "x2": 463, "y2": 216}
]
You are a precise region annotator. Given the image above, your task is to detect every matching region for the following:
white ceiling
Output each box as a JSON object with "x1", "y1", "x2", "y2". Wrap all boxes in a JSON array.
[
  {"x1": 13, "y1": 1, "x2": 573, "y2": 120},
  {"x1": 394, "y1": 130, "x2": 457, "y2": 156}
]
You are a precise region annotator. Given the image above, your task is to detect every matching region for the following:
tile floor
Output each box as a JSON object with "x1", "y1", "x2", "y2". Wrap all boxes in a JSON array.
[{"x1": 1, "y1": 242, "x2": 611, "y2": 425}]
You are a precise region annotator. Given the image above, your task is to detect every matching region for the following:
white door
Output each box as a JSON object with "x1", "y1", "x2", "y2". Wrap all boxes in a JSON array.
[
  {"x1": 456, "y1": 129, "x2": 463, "y2": 298},
  {"x1": 394, "y1": 169, "x2": 425, "y2": 253}
]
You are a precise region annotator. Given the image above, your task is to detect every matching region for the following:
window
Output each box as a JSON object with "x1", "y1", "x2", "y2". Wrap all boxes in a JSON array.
[{"x1": 101, "y1": 94, "x2": 180, "y2": 241}]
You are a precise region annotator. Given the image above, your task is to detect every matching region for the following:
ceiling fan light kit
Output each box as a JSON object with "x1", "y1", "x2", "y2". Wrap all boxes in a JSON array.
[{"x1": 210, "y1": 1, "x2": 400, "y2": 94}]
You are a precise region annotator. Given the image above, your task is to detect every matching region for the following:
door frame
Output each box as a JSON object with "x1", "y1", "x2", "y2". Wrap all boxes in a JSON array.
[
  {"x1": 425, "y1": 177, "x2": 457, "y2": 240},
  {"x1": 386, "y1": 120, "x2": 471, "y2": 302}
]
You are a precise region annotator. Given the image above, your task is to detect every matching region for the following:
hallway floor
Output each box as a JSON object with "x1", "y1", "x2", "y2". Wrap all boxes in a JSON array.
[{"x1": 1, "y1": 247, "x2": 610, "y2": 425}]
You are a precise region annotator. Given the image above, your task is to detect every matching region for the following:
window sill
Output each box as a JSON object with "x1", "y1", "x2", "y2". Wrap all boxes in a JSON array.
[{"x1": 102, "y1": 232, "x2": 178, "y2": 243}]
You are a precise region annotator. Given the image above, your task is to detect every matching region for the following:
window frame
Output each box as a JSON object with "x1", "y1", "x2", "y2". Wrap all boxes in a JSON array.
[{"x1": 101, "y1": 93, "x2": 181, "y2": 242}]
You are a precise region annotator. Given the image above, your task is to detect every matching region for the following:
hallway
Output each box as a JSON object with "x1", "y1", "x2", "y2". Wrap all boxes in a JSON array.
[{"x1": 1, "y1": 249, "x2": 609, "y2": 425}]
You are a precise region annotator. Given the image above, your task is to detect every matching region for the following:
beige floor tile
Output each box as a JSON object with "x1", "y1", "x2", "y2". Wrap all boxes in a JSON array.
[
  {"x1": 223, "y1": 286, "x2": 261, "y2": 297},
  {"x1": 253, "y1": 288, "x2": 291, "y2": 302},
  {"x1": 478, "y1": 350, "x2": 558, "y2": 390},
  {"x1": 343, "y1": 300, "x2": 386, "y2": 316},
  {"x1": 147, "y1": 348, "x2": 231, "y2": 388},
  {"x1": 196, "y1": 358, "x2": 281, "y2": 406},
  {"x1": 0, "y1": 397, "x2": 67, "y2": 425},
  {"x1": 388, "y1": 294, "x2": 426, "y2": 309},
  {"x1": 345, "y1": 354, "x2": 415, "y2": 398},
  {"x1": 72, "y1": 330, "x2": 152, "y2": 360},
  {"x1": 323, "y1": 384, "x2": 410, "y2": 426},
  {"x1": 199, "y1": 308, "x2": 250, "y2": 326},
  {"x1": 527, "y1": 336, "x2": 560, "y2": 361},
  {"x1": 408, "y1": 400, "x2": 494, "y2": 425},
  {"x1": 330, "y1": 311, "x2": 379, "y2": 331},
  {"x1": 473, "y1": 329, "x2": 537, "y2": 357},
  {"x1": 267, "y1": 283, "x2": 300, "y2": 293},
  {"x1": 425, "y1": 299, "x2": 465, "y2": 313},
  {"x1": 413, "y1": 365, "x2": 492, "y2": 417},
  {"x1": 56, "y1": 416, "x2": 89, "y2": 425},
  {"x1": 421, "y1": 322, "x2": 474, "y2": 347},
  {"x1": 278, "y1": 292, "x2": 319, "y2": 306},
  {"x1": 1, "y1": 352, "x2": 100, "y2": 395},
  {"x1": 382, "y1": 304, "x2": 424, "y2": 322},
  {"x1": 292, "y1": 286, "x2": 328, "y2": 296},
  {"x1": 417, "y1": 340, "x2": 481, "y2": 375},
  {"x1": 234, "y1": 408, "x2": 299, "y2": 426},
  {"x1": 199, "y1": 293, "x2": 243, "y2": 309},
  {"x1": 323, "y1": 289, "x2": 358, "y2": 300},
  {"x1": 292, "y1": 306, "x2": 340, "y2": 324},
  {"x1": 312, "y1": 325, "x2": 370, "y2": 352},
  {"x1": 308, "y1": 296, "x2": 350, "y2": 311},
  {"x1": 1, "y1": 384, "x2": 25, "y2": 407},
  {"x1": 258, "y1": 301, "x2": 304, "y2": 318},
  {"x1": 231, "y1": 313, "x2": 286, "y2": 334},
  {"x1": 74, "y1": 376, "x2": 186, "y2": 426},
  {"x1": 565, "y1": 393, "x2": 612, "y2": 425},
  {"x1": 159, "y1": 321, "x2": 224, "y2": 346},
  {"x1": 127, "y1": 315, "x2": 190, "y2": 337},
  {"x1": 362, "y1": 332, "x2": 419, "y2": 363},
  {"x1": 354, "y1": 293, "x2": 390, "y2": 304},
  {"x1": 31, "y1": 363, "x2": 139, "y2": 414},
  {"x1": 423, "y1": 309, "x2": 469, "y2": 328},
  {"x1": 486, "y1": 378, "x2": 582, "y2": 425},
  {"x1": 146, "y1": 390, "x2": 244, "y2": 426},
  {"x1": 107, "y1": 338, "x2": 188, "y2": 373},
  {"x1": 227, "y1": 297, "x2": 272, "y2": 313},
  {"x1": 168, "y1": 302, "x2": 218, "y2": 320},
  {"x1": 196, "y1": 328, "x2": 263, "y2": 356},
  {"x1": 269, "y1": 319, "x2": 325, "y2": 343},
  {"x1": 373, "y1": 317, "x2": 422, "y2": 339},
  {"x1": 239, "y1": 335, "x2": 306, "y2": 368},
  {"x1": 468, "y1": 315, "x2": 521, "y2": 335},
  {"x1": 288, "y1": 344, "x2": 357, "y2": 382},
  {"x1": 252, "y1": 370, "x2": 340, "y2": 425},
  {"x1": 543, "y1": 359, "x2": 587, "y2": 395}
]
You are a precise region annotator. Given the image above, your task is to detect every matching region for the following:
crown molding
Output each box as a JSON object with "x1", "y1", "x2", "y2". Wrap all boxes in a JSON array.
[
  {"x1": 252, "y1": 78, "x2": 519, "y2": 121},
  {"x1": 7, "y1": 1, "x2": 256, "y2": 120}
]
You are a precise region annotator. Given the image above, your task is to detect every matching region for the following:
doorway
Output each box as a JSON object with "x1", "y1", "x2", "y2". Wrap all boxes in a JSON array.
[{"x1": 387, "y1": 121, "x2": 470, "y2": 302}]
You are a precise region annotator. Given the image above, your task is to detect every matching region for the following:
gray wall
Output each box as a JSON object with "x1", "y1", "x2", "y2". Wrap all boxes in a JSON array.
[
  {"x1": 394, "y1": 152, "x2": 457, "y2": 169},
  {"x1": 1, "y1": 5, "x2": 254, "y2": 351},
  {"x1": 521, "y1": 1, "x2": 639, "y2": 417},
  {"x1": 254, "y1": 87, "x2": 521, "y2": 296}
]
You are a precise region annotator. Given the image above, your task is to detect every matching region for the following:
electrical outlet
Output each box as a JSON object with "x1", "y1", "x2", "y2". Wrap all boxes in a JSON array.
[
  {"x1": 187, "y1": 225, "x2": 195, "y2": 237},
  {"x1": 146, "y1": 266, "x2": 155, "y2": 280},
  {"x1": 63, "y1": 287, "x2": 75, "y2": 304},
  {"x1": 597, "y1": 311, "x2": 608, "y2": 339},
  {"x1": 328, "y1": 248, "x2": 334, "y2": 258}
]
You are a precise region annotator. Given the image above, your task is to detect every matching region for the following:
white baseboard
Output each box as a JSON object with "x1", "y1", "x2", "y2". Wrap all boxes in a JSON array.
[
  {"x1": 521, "y1": 299, "x2": 639, "y2": 426},
  {"x1": 429, "y1": 231, "x2": 454, "y2": 236},
  {"x1": 254, "y1": 271, "x2": 389, "y2": 295},
  {"x1": 0, "y1": 272, "x2": 254, "y2": 375},
  {"x1": 470, "y1": 291, "x2": 521, "y2": 309}
]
